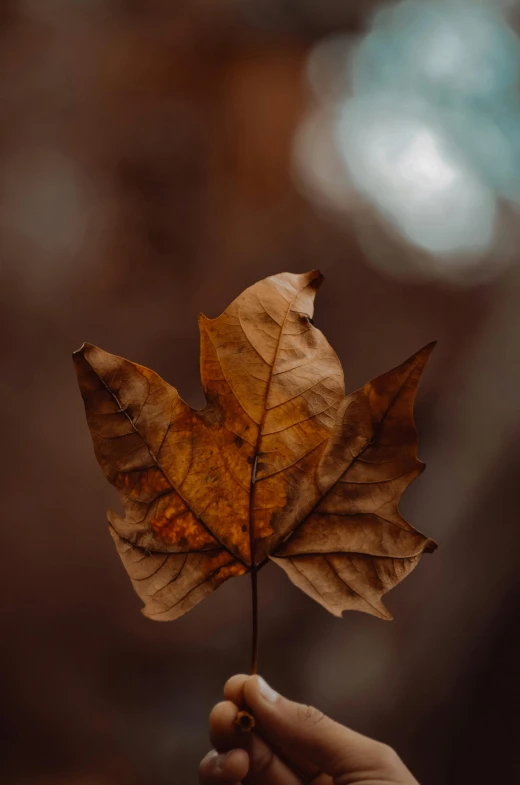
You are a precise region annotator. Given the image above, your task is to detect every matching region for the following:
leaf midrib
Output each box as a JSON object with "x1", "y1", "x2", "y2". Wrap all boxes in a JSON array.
[{"x1": 247, "y1": 283, "x2": 310, "y2": 565}]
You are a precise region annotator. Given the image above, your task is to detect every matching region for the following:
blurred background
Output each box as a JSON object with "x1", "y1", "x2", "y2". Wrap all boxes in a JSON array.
[{"x1": 1, "y1": 0, "x2": 519, "y2": 783}]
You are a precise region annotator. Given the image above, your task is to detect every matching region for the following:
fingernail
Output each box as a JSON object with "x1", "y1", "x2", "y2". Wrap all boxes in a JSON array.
[
  {"x1": 201, "y1": 750, "x2": 218, "y2": 767},
  {"x1": 214, "y1": 753, "x2": 226, "y2": 772},
  {"x1": 257, "y1": 675, "x2": 279, "y2": 703}
]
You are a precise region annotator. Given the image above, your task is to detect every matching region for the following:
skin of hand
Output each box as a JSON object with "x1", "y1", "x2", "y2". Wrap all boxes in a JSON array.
[{"x1": 199, "y1": 674, "x2": 420, "y2": 785}]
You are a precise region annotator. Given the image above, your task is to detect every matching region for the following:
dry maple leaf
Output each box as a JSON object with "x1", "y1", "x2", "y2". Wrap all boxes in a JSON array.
[{"x1": 74, "y1": 270, "x2": 436, "y2": 671}]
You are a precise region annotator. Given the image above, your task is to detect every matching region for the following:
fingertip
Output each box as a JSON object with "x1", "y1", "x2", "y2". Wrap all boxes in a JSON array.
[
  {"x1": 209, "y1": 701, "x2": 238, "y2": 735},
  {"x1": 199, "y1": 749, "x2": 218, "y2": 782},
  {"x1": 199, "y1": 748, "x2": 249, "y2": 783},
  {"x1": 223, "y1": 674, "x2": 249, "y2": 706},
  {"x1": 201, "y1": 749, "x2": 218, "y2": 766}
]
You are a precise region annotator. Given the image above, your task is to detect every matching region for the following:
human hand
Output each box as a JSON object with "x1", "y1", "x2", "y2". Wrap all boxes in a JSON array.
[{"x1": 199, "y1": 674, "x2": 419, "y2": 785}]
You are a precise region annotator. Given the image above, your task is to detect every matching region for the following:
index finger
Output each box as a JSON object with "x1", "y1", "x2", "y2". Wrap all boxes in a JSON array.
[{"x1": 223, "y1": 674, "x2": 249, "y2": 707}]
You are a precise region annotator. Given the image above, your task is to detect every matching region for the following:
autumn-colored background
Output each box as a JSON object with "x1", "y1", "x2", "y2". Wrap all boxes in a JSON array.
[{"x1": 1, "y1": 1, "x2": 519, "y2": 784}]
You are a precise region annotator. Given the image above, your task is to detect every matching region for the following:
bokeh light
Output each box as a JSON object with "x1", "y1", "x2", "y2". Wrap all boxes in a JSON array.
[
  {"x1": 336, "y1": 95, "x2": 497, "y2": 256},
  {"x1": 294, "y1": 0, "x2": 520, "y2": 281},
  {"x1": 352, "y1": 0, "x2": 520, "y2": 103}
]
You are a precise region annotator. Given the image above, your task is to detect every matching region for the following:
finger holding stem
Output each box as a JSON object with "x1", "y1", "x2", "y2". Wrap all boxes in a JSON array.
[
  {"x1": 209, "y1": 700, "x2": 312, "y2": 785},
  {"x1": 222, "y1": 674, "x2": 419, "y2": 784}
]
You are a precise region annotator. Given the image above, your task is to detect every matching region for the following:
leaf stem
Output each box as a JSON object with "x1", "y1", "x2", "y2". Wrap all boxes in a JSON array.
[{"x1": 250, "y1": 566, "x2": 258, "y2": 675}]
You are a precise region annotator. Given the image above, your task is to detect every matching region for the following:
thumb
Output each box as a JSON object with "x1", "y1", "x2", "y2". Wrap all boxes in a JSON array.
[{"x1": 242, "y1": 675, "x2": 391, "y2": 779}]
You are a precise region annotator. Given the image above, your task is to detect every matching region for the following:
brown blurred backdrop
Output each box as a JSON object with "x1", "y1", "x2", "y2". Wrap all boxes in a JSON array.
[{"x1": 1, "y1": 2, "x2": 519, "y2": 784}]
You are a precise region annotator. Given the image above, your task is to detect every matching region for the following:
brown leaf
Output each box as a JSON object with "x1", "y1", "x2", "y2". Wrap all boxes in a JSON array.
[{"x1": 73, "y1": 271, "x2": 436, "y2": 623}]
